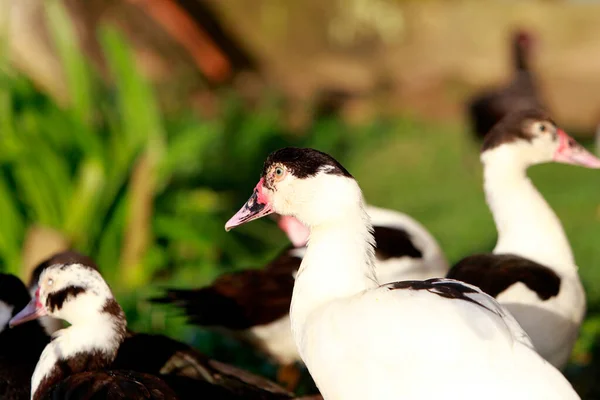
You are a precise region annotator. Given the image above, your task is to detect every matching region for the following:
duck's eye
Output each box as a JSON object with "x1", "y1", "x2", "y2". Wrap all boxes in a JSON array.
[
  {"x1": 533, "y1": 122, "x2": 548, "y2": 133},
  {"x1": 47, "y1": 279, "x2": 54, "y2": 286},
  {"x1": 273, "y1": 166, "x2": 287, "y2": 181}
]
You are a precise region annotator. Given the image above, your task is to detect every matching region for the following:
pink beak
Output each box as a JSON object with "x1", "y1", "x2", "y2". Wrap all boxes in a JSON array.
[
  {"x1": 278, "y1": 215, "x2": 310, "y2": 247},
  {"x1": 225, "y1": 178, "x2": 274, "y2": 231},
  {"x1": 553, "y1": 129, "x2": 600, "y2": 168},
  {"x1": 9, "y1": 288, "x2": 47, "y2": 327}
]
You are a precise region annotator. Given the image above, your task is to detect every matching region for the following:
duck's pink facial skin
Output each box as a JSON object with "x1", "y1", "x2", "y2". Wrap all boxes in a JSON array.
[
  {"x1": 9, "y1": 288, "x2": 47, "y2": 327},
  {"x1": 553, "y1": 129, "x2": 600, "y2": 168},
  {"x1": 225, "y1": 178, "x2": 274, "y2": 231},
  {"x1": 278, "y1": 215, "x2": 309, "y2": 247}
]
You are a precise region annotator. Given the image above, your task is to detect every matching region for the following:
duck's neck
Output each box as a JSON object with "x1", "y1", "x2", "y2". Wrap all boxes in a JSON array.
[
  {"x1": 482, "y1": 150, "x2": 575, "y2": 272},
  {"x1": 290, "y1": 203, "x2": 378, "y2": 343},
  {"x1": 31, "y1": 300, "x2": 126, "y2": 400},
  {"x1": 513, "y1": 41, "x2": 529, "y2": 71}
]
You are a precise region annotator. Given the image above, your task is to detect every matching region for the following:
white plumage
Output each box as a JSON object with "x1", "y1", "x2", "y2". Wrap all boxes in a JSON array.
[{"x1": 249, "y1": 204, "x2": 449, "y2": 369}]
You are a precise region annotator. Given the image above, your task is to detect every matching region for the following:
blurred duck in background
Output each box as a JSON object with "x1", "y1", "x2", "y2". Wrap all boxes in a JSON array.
[
  {"x1": 448, "y1": 108, "x2": 600, "y2": 369},
  {"x1": 0, "y1": 274, "x2": 48, "y2": 400},
  {"x1": 27, "y1": 251, "x2": 295, "y2": 399},
  {"x1": 468, "y1": 29, "x2": 545, "y2": 140},
  {"x1": 153, "y1": 203, "x2": 448, "y2": 390}
]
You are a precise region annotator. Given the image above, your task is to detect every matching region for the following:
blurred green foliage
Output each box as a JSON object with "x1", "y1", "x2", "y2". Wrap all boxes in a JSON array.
[
  {"x1": 0, "y1": 2, "x2": 343, "y2": 277},
  {"x1": 0, "y1": 7, "x2": 356, "y2": 388}
]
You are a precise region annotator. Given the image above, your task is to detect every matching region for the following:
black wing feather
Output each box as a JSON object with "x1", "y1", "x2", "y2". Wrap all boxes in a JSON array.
[
  {"x1": 447, "y1": 253, "x2": 560, "y2": 300},
  {"x1": 152, "y1": 252, "x2": 300, "y2": 329},
  {"x1": 114, "y1": 333, "x2": 292, "y2": 398}
]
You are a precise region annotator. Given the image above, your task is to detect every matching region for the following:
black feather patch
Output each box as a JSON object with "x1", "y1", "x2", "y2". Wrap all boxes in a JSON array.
[
  {"x1": 152, "y1": 249, "x2": 301, "y2": 330},
  {"x1": 0, "y1": 273, "x2": 33, "y2": 313},
  {"x1": 39, "y1": 369, "x2": 178, "y2": 400},
  {"x1": 467, "y1": 31, "x2": 544, "y2": 140},
  {"x1": 102, "y1": 298, "x2": 125, "y2": 320},
  {"x1": 447, "y1": 253, "x2": 560, "y2": 300},
  {"x1": 373, "y1": 226, "x2": 422, "y2": 260},
  {"x1": 388, "y1": 278, "x2": 495, "y2": 314},
  {"x1": 263, "y1": 147, "x2": 352, "y2": 179},
  {"x1": 34, "y1": 349, "x2": 117, "y2": 400},
  {"x1": 0, "y1": 275, "x2": 49, "y2": 400},
  {"x1": 46, "y1": 286, "x2": 86, "y2": 313},
  {"x1": 113, "y1": 333, "x2": 292, "y2": 398}
]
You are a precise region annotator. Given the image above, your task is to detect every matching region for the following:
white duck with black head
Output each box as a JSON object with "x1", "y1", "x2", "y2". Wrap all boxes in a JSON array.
[
  {"x1": 449, "y1": 108, "x2": 600, "y2": 368},
  {"x1": 10, "y1": 262, "x2": 176, "y2": 400},
  {"x1": 226, "y1": 147, "x2": 580, "y2": 400}
]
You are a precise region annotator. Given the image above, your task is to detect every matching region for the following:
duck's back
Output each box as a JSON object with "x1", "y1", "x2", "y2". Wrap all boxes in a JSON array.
[
  {"x1": 296, "y1": 279, "x2": 578, "y2": 400},
  {"x1": 44, "y1": 370, "x2": 178, "y2": 400}
]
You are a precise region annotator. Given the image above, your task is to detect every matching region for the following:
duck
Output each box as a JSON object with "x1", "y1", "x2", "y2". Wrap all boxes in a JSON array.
[
  {"x1": 24, "y1": 251, "x2": 294, "y2": 399},
  {"x1": 224, "y1": 146, "x2": 580, "y2": 400},
  {"x1": 468, "y1": 29, "x2": 544, "y2": 140},
  {"x1": 10, "y1": 262, "x2": 181, "y2": 399},
  {"x1": 0, "y1": 273, "x2": 49, "y2": 400},
  {"x1": 154, "y1": 206, "x2": 448, "y2": 390},
  {"x1": 447, "y1": 108, "x2": 600, "y2": 369}
]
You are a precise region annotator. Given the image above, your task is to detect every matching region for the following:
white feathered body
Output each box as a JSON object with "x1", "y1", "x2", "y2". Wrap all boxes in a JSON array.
[
  {"x1": 482, "y1": 147, "x2": 585, "y2": 368},
  {"x1": 294, "y1": 283, "x2": 577, "y2": 400}
]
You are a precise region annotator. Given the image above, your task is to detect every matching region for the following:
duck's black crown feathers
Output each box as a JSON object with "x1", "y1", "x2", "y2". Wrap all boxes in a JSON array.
[{"x1": 263, "y1": 147, "x2": 352, "y2": 179}]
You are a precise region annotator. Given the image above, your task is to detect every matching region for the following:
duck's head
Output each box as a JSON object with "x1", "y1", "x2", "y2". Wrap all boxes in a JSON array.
[
  {"x1": 481, "y1": 108, "x2": 600, "y2": 169},
  {"x1": 0, "y1": 274, "x2": 32, "y2": 334},
  {"x1": 11, "y1": 261, "x2": 119, "y2": 328},
  {"x1": 514, "y1": 29, "x2": 535, "y2": 51},
  {"x1": 27, "y1": 251, "x2": 100, "y2": 335},
  {"x1": 226, "y1": 147, "x2": 360, "y2": 230}
]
